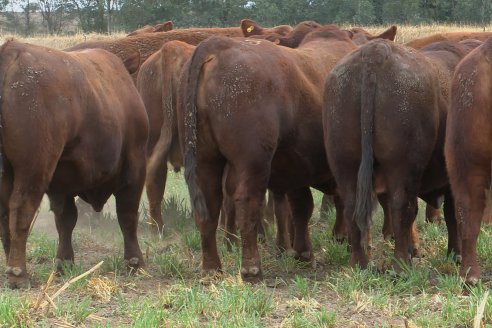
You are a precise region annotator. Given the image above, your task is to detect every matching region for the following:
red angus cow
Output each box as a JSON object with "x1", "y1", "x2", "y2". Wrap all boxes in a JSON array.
[
  {"x1": 323, "y1": 39, "x2": 479, "y2": 269},
  {"x1": 0, "y1": 41, "x2": 148, "y2": 288},
  {"x1": 137, "y1": 21, "x2": 296, "y2": 233},
  {"x1": 127, "y1": 21, "x2": 174, "y2": 36},
  {"x1": 445, "y1": 38, "x2": 492, "y2": 283}
]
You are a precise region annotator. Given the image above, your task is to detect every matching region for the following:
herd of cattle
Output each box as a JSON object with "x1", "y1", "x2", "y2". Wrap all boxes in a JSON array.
[{"x1": 0, "y1": 19, "x2": 491, "y2": 289}]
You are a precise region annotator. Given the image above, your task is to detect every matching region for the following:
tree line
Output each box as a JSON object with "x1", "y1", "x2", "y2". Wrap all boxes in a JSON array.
[{"x1": 3, "y1": 0, "x2": 492, "y2": 36}]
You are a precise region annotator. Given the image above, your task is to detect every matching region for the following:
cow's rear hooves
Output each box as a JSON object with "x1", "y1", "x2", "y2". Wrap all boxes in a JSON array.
[
  {"x1": 125, "y1": 257, "x2": 143, "y2": 272},
  {"x1": 286, "y1": 248, "x2": 298, "y2": 258},
  {"x1": 241, "y1": 266, "x2": 263, "y2": 283},
  {"x1": 7, "y1": 274, "x2": 30, "y2": 289},
  {"x1": 465, "y1": 276, "x2": 480, "y2": 285}
]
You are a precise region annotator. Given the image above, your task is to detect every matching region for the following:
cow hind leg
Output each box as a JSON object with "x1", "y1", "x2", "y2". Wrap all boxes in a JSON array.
[
  {"x1": 48, "y1": 194, "x2": 78, "y2": 272},
  {"x1": 388, "y1": 185, "x2": 419, "y2": 272},
  {"x1": 378, "y1": 193, "x2": 393, "y2": 241},
  {"x1": 7, "y1": 176, "x2": 46, "y2": 289},
  {"x1": 115, "y1": 183, "x2": 145, "y2": 272},
  {"x1": 453, "y1": 170, "x2": 488, "y2": 283},
  {"x1": 195, "y1": 164, "x2": 224, "y2": 274},
  {"x1": 273, "y1": 192, "x2": 293, "y2": 253},
  {"x1": 222, "y1": 192, "x2": 238, "y2": 251},
  {"x1": 0, "y1": 173, "x2": 13, "y2": 259},
  {"x1": 426, "y1": 203, "x2": 443, "y2": 223},
  {"x1": 234, "y1": 166, "x2": 269, "y2": 282},
  {"x1": 331, "y1": 194, "x2": 347, "y2": 243},
  {"x1": 442, "y1": 189, "x2": 461, "y2": 261},
  {"x1": 287, "y1": 187, "x2": 314, "y2": 263},
  {"x1": 145, "y1": 138, "x2": 171, "y2": 234}
]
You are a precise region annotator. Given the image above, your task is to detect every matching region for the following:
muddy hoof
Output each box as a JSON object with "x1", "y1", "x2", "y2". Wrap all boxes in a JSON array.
[
  {"x1": 454, "y1": 254, "x2": 462, "y2": 264},
  {"x1": 461, "y1": 265, "x2": 480, "y2": 285},
  {"x1": 125, "y1": 257, "x2": 144, "y2": 272},
  {"x1": 285, "y1": 248, "x2": 298, "y2": 258},
  {"x1": 332, "y1": 234, "x2": 346, "y2": 244},
  {"x1": 465, "y1": 276, "x2": 480, "y2": 285},
  {"x1": 258, "y1": 233, "x2": 266, "y2": 244},
  {"x1": 298, "y1": 251, "x2": 312, "y2": 262},
  {"x1": 240, "y1": 266, "x2": 263, "y2": 283},
  {"x1": 383, "y1": 233, "x2": 394, "y2": 241},
  {"x1": 410, "y1": 247, "x2": 422, "y2": 258},
  {"x1": 55, "y1": 258, "x2": 75, "y2": 274},
  {"x1": 6, "y1": 267, "x2": 30, "y2": 289},
  {"x1": 350, "y1": 254, "x2": 369, "y2": 269}
]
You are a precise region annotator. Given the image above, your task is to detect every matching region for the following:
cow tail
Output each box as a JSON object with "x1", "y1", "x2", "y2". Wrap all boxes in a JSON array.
[
  {"x1": 354, "y1": 41, "x2": 388, "y2": 250},
  {"x1": 183, "y1": 37, "x2": 227, "y2": 222}
]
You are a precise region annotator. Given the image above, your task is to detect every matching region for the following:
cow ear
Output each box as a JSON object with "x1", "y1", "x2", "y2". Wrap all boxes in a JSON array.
[
  {"x1": 241, "y1": 19, "x2": 263, "y2": 36},
  {"x1": 344, "y1": 30, "x2": 354, "y2": 40},
  {"x1": 374, "y1": 25, "x2": 397, "y2": 41},
  {"x1": 154, "y1": 21, "x2": 173, "y2": 32},
  {"x1": 123, "y1": 50, "x2": 140, "y2": 75}
]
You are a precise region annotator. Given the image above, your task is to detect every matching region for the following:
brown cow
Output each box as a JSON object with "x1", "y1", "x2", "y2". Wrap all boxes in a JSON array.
[
  {"x1": 137, "y1": 40, "x2": 194, "y2": 231},
  {"x1": 0, "y1": 41, "x2": 148, "y2": 288},
  {"x1": 178, "y1": 24, "x2": 397, "y2": 281},
  {"x1": 68, "y1": 22, "x2": 294, "y2": 79},
  {"x1": 127, "y1": 21, "x2": 174, "y2": 36},
  {"x1": 240, "y1": 19, "x2": 292, "y2": 38},
  {"x1": 323, "y1": 39, "x2": 479, "y2": 269},
  {"x1": 137, "y1": 39, "x2": 293, "y2": 251},
  {"x1": 445, "y1": 38, "x2": 492, "y2": 283},
  {"x1": 406, "y1": 32, "x2": 492, "y2": 49},
  {"x1": 136, "y1": 20, "x2": 310, "y2": 234}
]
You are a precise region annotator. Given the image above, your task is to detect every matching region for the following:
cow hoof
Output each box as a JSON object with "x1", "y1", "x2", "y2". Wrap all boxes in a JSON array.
[
  {"x1": 461, "y1": 264, "x2": 480, "y2": 285},
  {"x1": 465, "y1": 276, "x2": 479, "y2": 285},
  {"x1": 258, "y1": 233, "x2": 266, "y2": 244},
  {"x1": 8, "y1": 276, "x2": 31, "y2": 289},
  {"x1": 383, "y1": 234, "x2": 394, "y2": 241},
  {"x1": 55, "y1": 258, "x2": 74, "y2": 274},
  {"x1": 286, "y1": 248, "x2": 298, "y2": 258},
  {"x1": 241, "y1": 266, "x2": 262, "y2": 283},
  {"x1": 299, "y1": 251, "x2": 312, "y2": 262},
  {"x1": 6, "y1": 267, "x2": 30, "y2": 289},
  {"x1": 333, "y1": 235, "x2": 346, "y2": 243},
  {"x1": 202, "y1": 268, "x2": 222, "y2": 276},
  {"x1": 125, "y1": 257, "x2": 143, "y2": 272},
  {"x1": 410, "y1": 248, "x2": 422, "y2": 258},
  {"x1": 455, "y1": 255, "x2": 462, "y2": 264}
]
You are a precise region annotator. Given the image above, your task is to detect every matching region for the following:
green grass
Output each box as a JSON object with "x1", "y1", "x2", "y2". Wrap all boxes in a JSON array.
[
  {"x1": 0, "y1": 292, "x2": 30, "y2": 327},
  {"x1": 3, "y1": 170, "x2": 492, "y2": 326}
]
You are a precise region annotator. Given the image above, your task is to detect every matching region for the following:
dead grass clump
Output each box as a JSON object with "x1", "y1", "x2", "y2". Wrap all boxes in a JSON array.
[{"x1": 87, "y1": 276, "x2": 119, "y2": 303}]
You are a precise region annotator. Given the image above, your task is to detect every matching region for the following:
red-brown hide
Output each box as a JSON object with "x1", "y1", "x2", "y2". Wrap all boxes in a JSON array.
[{"x1": 0, "y1": 41, "x2": 149, "y2": 288}]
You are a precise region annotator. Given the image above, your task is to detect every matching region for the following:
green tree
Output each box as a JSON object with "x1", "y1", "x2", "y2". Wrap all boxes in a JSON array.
[{"x1": 382, "y1": 0, "x2": 424, "y2": 23}]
